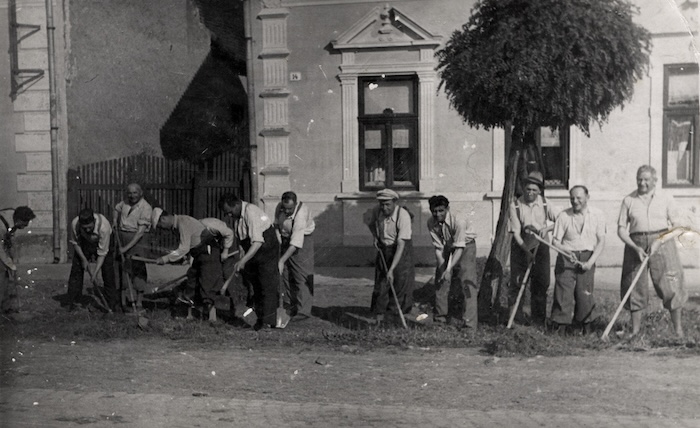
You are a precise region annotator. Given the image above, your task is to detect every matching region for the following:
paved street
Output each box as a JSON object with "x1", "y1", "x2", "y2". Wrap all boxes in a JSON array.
[{"x1": 2, "y1": 388, "x2": 698, "y2": 428}]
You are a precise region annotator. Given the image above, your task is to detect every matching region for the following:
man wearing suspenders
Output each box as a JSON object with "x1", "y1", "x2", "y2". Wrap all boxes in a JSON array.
[
  {"x1": 508, "y1": 171, "x2": 559, "y2": 326},
  {"x1": 67, "y1": 208, "x2": 119, "y2": 312},
  {"x1": 275, "y1": 191, "x2": 315, "y2": 322},
  {"x1": 219, "y1": 193, "x2": 280, "y2": 330},
  {"x1": 364, "y1": 189, "x2": 415, "y2": 323}
]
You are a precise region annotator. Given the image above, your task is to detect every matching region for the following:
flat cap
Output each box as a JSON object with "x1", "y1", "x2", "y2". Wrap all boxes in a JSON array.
[{"x1": 376, "y1": 189, "x2": 399, "y2": 201}]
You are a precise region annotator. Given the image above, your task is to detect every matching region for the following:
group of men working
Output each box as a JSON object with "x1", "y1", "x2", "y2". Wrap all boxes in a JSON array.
[
  {"x1": 505, "y1": 165, "x2": 687, "y2": 337},
  {"x1": 365, "y1": 164, "x2": 687, "y2": 337},
  {"x1": 2, "y1": 163, "x2": 687, "y2": 337},
  {"x1": 63, "y1": 185, "x2": 315, "y2": 330}
]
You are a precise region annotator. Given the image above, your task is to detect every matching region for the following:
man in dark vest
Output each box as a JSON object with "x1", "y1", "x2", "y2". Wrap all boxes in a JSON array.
[{"x1": 67, "y1": 208, "x2": 118, "y2": 312}]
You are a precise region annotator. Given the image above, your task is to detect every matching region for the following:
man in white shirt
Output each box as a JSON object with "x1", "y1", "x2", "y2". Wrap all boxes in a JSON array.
[
  {"x1": 550, "y1": 186, "x2": 606, "y2": 335},
  {"x1": 617, "y1": 165, "x2": 687, "y2": 337},
  {"x1": 275, "y1": 191, "x2": 315, "y2": 322}
]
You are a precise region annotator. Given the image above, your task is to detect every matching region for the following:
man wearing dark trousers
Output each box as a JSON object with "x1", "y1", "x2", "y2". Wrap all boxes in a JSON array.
[
  {"x1": 508, "y1": 171, "x2": 560, "y2": 326},
  {"x1": 152, "y1": 208, "x2": 223, "y2": 321},
  {"x1": 275, "y1": 191, "x2": 315, "y2": 322},
  {"x1": 427, "y1": 195, "x2": 478, "y2": 328},
  {"x1": 0, "y1": 206, "x2": 36, "y2": 314},
  {"x1": 67, "y1": 208, "x2": 118, "y2": 312},
  {"x1": 219, "y1": 193, "x2": 280, "y2": 330}
]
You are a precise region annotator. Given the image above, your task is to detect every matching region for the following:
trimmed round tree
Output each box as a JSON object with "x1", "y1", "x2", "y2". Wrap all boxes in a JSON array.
[{"x1": 436, "y1": 0, "x2": 651, "y2": 322}]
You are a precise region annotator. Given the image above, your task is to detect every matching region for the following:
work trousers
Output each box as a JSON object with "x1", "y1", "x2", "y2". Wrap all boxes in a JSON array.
[
  {"x1": 184, "y1": 244, "x2": 224, "y2": 306},
  {"x1": 372, "y1": 240, "x2": 415, "y2": 316},
  {"x1": 434, "y1": 241, "x2": 478, "y2": 328},
  {"x1": 0, "y1": 265, "x2": 18, "y2": 313},
  {"x1": 621, "y1": 233, "x2": 687, "y2": 311},
  {"x1": 509, "y1": 241, "x2": 550, "y2": 324},
  {"x1": 281, "y1": 234, "x2": 314, "y2": 317},
  {"x1": 67, "y1": 239, "x2": 118, "y2": 310},
  {"x1": 240, "y1": 227, "x2": 280, "y2": 326},
  {"x1": 117, "y1": 230, "x2": 148, "y2": 295},
  {"x1": 551, "y1": 251, "x2": 596, "y2": 325}
]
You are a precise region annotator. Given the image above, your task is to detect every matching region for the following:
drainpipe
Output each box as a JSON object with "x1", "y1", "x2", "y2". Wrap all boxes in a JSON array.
[
  {"x1": 244, "y1": 0, "x2": 259, "y2": 204},
  {"x1": 45, "y1": 0, "x2": 61, "y2": 263}
]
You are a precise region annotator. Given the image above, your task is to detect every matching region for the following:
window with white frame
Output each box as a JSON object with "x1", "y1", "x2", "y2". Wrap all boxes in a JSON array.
[
  {"x1": 358, "y1": 75, "x2": 419, "y2": 190},
  {"x1": 663, "y1": 63, "x2": 699, "y2": 187}
]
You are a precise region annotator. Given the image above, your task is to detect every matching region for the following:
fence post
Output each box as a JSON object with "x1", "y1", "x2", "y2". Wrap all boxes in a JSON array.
[
  {"x1": 66, "y1": 168, "x2": 80, "y2": 257},
  {"x1": 192, "y1": 165, "x2": 206, "y2": 219}
]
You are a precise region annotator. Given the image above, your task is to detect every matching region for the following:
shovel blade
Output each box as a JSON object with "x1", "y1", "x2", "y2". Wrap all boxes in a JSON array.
[{"x1": 275, "y1": 307, "x2": 290, "y2": 329}]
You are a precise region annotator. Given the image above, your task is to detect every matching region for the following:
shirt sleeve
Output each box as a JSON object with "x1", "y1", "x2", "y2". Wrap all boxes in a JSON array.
[
  {"x1": 546, "y1": 202, "x2": 561, "y2": 223},
  {"x1": 203, "y1": 218, "x2": 235, "y2": 249},
  {"x1": 396, "y1": 207, "x2": 412, "y2": 241},
  {"x1": 70, "y1": 217, "x2": 79, "y2": 245},
  {"x1": 552, "y1": 211, "x2": 566, "y2": 243},
  {"x1": 166, "y1": 224, "x2": 191, "y2": 262},
  {"x1": 508, "y1": 201, "x2": 521, "y2": 235},
  {"x1": 617, "y1": 197, "x2": 630, "y2": 229},
  {"x1": 138, "y1": 203, "x2": 153, "y2": 229},
  {"x1": 246, "y1": 207, "x2": 267, "y2": 243},
  {"x1": 665, "y1": 194, "x2": 682, "y2": 227},
  {"x1": 96, "y1": 218, "x2": 112, "y2": 257},
  {"x1": 451, "y1": 215, "x2": 470, "y2": 248},
  {"x1": 0, "y1": 222, "x2": 13, "y2": 267},
  {"x1": 289, "y1": 204, "x2": 310, "y2": 249},
  {"x1": 114, "y1": 201, "x2": 124, "y2": 220}
]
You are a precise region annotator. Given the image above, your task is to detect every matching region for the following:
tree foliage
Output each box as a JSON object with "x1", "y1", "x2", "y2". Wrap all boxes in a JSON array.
[{"x1": 436, "y1": 0, "x2": 651, "y2": 135}]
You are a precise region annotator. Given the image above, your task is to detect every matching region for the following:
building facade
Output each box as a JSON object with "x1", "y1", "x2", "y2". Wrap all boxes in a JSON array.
[
  {"x1": 248, "y1": 0, "x2": 700, "y2": 266},
  {"x1": 0, "y1": 0, "x2": 698, "y2": 266}
]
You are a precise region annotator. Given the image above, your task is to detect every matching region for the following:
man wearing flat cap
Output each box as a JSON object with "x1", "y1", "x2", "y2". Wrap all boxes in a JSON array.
[
  {"x1": 508, "y1": 171, "x2": 560, "y2": 326},
  {"x1": 364, "y1": 189, "x2": 415, "y2": 322}
]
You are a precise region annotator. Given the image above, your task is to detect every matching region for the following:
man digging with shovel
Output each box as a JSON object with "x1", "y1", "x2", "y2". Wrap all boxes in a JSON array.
[
  {"x1": 427, "y1": 195, "x2": 478, "y2": 329},
  {"x1": 152, "y1": 208, "x2": 224, "y2": 322},
  {"x1": 66, "y1": 208, "x2": 119, "y2": 313},
  {"x1": 219, "y1": 194, "x2": 284, "y2": 331}
]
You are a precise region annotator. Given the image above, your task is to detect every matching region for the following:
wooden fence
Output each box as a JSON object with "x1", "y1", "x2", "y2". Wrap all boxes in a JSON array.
[{"x1": 67, "y1": 152, "x2": 249, "y2": 256}]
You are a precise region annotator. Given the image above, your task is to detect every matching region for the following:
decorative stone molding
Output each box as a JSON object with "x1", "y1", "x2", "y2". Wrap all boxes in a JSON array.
[
  {"x1": 257, "y1": 7, "x2": 291, "y2": 196},
  {"x1": 332, "y1": 5, "x2": 442, "y2": 193}
]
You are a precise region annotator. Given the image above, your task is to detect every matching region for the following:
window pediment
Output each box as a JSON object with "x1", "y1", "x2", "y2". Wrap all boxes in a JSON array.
[{"x1": 331, "y1": 5, "x2": 442, "y2": 51}]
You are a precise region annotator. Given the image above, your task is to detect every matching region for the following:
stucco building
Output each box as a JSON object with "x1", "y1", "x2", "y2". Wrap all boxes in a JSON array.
[{"x1": 0, "y1": 0, "x2": 698, "y2": 266}]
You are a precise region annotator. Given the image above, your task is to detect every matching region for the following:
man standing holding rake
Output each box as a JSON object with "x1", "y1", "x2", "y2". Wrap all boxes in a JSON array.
[
  {"x1": 550, "y1": 186, "x2": 606, "y2": 335},
  {"x1": 617, "y1": 165, "x2": 687, "y2": 338},
  {"x1": 508, "y1": 171, "x2": 559, "y2": 326},
  {"x1": 364, "y1": 189, "x2": 415, "y2": 323}
]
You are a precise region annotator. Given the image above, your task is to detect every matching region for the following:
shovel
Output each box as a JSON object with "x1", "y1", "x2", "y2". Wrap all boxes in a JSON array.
[
  {"x1": 601, "y1": 255, "x2": 650, "y2": 341},
  {"x1": 275, "y1": 278, "x2": 291, "y2": 329},
  {"x1": 374, "y1": 243, "x2": 408, "y2": 329},
  {"x1": 114, "y1": 231, "x2": 149, "y2": 329}
]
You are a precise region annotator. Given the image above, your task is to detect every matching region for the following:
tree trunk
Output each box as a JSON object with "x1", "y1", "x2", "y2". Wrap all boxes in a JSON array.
[{"x1": 477, "y1": 126, "x2": 523, "y2": 324}]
